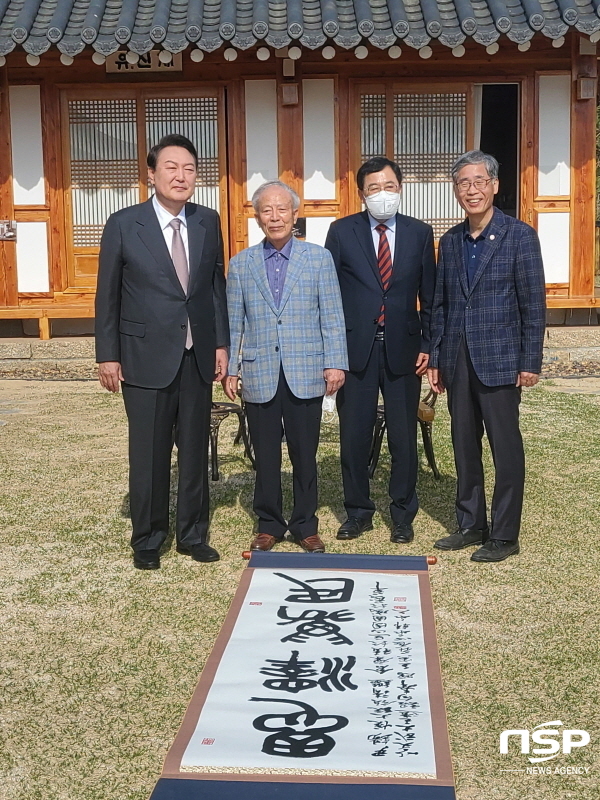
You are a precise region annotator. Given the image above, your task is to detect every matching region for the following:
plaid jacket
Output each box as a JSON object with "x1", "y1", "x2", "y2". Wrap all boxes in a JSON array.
[
  {"x1": 429, "y1": 207, "x2": 546, "y2": 387},
  {"x1": 227, "y1": 237, "x2": 349, "y2": 403}
]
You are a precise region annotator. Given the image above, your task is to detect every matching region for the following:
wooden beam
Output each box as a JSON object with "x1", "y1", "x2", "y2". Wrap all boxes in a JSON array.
[
  {"x1": 0, "y1": 67, "x2": 17, "y2": 307},
  {"x1": 570, "y1": 36, "x2": 597, "y2": 298},
  {"x1": 547, "y1": 295, "x2": 599, "y2": 308},
  {"x1": 0, "y1": 307, "x2": 43, "y2": 318}
]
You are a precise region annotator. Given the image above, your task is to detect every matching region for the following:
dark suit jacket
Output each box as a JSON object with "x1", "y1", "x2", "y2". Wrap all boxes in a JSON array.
[
  {"x1": 429, "y1": 207, "x2": 546, "y2": 387},
  {"x1": 95, "y1": 199, "x2": 229, "y2": 389},
  {"x1": 325, "y1": 211, "x2": 436, "y2": 375}
]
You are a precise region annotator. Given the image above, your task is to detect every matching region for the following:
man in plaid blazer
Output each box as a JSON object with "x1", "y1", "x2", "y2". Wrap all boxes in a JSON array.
[
  {"x1": 428, "y1": 150, "x2": 546, "y2": 562},
  {"x1": 223, "y1": 181, "x2": 348, "y2": 553}
]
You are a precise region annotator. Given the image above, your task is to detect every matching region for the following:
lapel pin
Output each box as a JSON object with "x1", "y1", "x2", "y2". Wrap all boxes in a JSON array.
[{"x1": 490, "y1": 234, "x2": 495, "y2": 240}]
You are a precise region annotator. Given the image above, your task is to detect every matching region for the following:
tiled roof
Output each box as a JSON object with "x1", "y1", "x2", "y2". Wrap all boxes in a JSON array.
[{"x1": 0, "y1": 0, "x2": 597, "y2": 58}]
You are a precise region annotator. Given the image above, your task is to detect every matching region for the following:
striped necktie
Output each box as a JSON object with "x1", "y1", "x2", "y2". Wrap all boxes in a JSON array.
[{"x1": 376, "y1": 224, "x2": 392, "y2": 326}]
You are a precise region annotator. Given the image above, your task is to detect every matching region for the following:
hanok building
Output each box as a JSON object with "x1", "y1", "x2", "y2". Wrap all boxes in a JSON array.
[{"x1": 0, "y1": 0, "x2": 598, "y2": 337}]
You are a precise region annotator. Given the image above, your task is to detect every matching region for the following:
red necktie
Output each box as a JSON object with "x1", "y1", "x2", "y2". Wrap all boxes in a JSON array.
[{"x1": 376, "y1": 224, "x2": 392, "y2": 325}]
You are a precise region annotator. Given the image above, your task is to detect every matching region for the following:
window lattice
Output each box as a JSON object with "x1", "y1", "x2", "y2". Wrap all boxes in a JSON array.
[
  {"x1": 394, "y1": 93, "x2": 466, "y2": 229},
  {"x1": 68, "y1": 99, "x2": 139, "y2": 248},
  {"x1": 66, "y1": 95, "x2": 222, "y2": 250},
  {"x1": 145, "y1": 96, "x2": 220, "y2": 210},
  {"x1": 394, "y1": 93, "x2": 466, "y2": 179},
  {"x1": 73, "y1": 225, "x2": 106, "y2": 248},
  {"x1": 360, "y1": 94, "x2": 386, "y2": 162},
  {"x1": 360, "y1": 91, "x2": 467, "y2": 235}
]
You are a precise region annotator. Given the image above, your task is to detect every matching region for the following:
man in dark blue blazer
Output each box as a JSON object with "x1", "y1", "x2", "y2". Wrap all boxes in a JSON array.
[
  {"x1": 325, "y1": 157, "x2": 435, "y2": 545},
  {"x1": 428, "y1": 150, "x2": 546, "y2": 562}
]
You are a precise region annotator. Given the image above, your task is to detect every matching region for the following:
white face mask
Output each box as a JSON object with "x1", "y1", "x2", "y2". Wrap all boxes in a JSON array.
[{"x1": 364, "y1": 190, "x2": 401, "y2": 221}]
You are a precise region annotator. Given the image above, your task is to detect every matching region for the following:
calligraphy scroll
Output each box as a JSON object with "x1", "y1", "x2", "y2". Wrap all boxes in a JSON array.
[{"x1": 152, "y1": 553, "x2": 456, "y2": 800}]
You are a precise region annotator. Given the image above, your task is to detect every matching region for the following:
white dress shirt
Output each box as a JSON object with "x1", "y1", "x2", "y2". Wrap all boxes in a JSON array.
[
  {"x1": 152, "y1": 194, "x2": 189, "y2": 265},
  {"x1": 368, "y1": 213, "x2": 396, "y2": 262}
]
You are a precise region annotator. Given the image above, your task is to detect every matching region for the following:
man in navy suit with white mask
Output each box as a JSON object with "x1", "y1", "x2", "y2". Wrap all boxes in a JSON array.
[{"x1": 325, "y1": 157, "x2": 436, "y2": 545}]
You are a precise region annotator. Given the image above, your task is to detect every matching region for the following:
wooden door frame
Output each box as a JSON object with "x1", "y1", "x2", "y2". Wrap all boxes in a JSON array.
[
  {"x1": 58, "y1": 82, "x2": 229, "y2": 293},
  {"x1": 349, "y1": 79, "x2": 474, "y2": 221},
  {"x1": 226, "y1": 71, "x2": 345, "y2": 257}
]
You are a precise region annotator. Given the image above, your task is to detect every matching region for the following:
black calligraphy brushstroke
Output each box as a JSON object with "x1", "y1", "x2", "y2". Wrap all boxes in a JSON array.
[
  {"x1": 318, "y1": 656, "x2": 358, "y2": 692},
  {"x1": 274, "y1": 573, "x2": 355, "y2": 604},
  {"x1": 259, "y1": 652, "x2": 358, "y2": 693},
  {"x1": 260, "y1": 651, "x2": 318, "y2": 693},
  {"x1": 250, "y1": 698, "x2": 349, "y2": 758},
  {"x1": 277, "y1": 607, "x2": 354, "y2": 645}
]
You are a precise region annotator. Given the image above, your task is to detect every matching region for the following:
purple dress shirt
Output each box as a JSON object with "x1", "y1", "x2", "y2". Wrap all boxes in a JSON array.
[{"x1": 264, "y1": 236, "x2": 293, "y2": 307}]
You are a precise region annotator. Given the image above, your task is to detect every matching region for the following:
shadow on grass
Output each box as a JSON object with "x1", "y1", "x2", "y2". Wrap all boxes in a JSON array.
[{"x1": 119, "y1": 430, "x2": 458, "y2": 548}]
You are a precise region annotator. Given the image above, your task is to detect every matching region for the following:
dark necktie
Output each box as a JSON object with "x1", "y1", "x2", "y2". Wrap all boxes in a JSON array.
[
  {"x1": 376, "y1": 224, "x2": 392, "y2": 326},
  {"x1": 169, "y1": 218, "x2": 192, "y2": 349}
]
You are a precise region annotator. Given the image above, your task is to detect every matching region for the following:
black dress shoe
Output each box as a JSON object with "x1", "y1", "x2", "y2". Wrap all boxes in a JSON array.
[
  {"x1": 176, "y1": 543, "x2": 220, "y2": 563},
  {"x1": 471, "y1": 539, "x2": 519, "y2": 562},
  {"x1": 336, "y1": 517, "x2": 373, "y2": 540},
  {"x1": 434, "y1": 527, "x2": 489, "y2": 551},
  {"x1": 133, "y1": 549, "x2": 160, "y2": 570},
  {"x1": 390, "y1": 523, "x2": 414, "y2": 544}
]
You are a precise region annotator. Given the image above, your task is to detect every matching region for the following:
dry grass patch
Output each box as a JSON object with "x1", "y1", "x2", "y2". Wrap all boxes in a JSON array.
[{"x1": 0, "y1": 379, "x2": 598, "y2": 799}]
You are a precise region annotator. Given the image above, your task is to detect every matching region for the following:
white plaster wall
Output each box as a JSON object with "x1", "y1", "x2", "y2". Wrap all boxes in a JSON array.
[
  {"x1": 16, "y1": 221, "x2": 50, "y2": 292},
  {"x1": 537, "y1": 212, "x2": 570, "y2": 283},
  {"x1": 9, "y1": 85, "x2": 46, "y2": 206},
  {"x1": 305, "y1": 217, "x2": 336, "y2": 247},
  {"x1": 247, "y1": 217, "x2": 264, "y2": 246},
  {"x1": 303, "y1": 80, "x2": 336, "y2": 200},
  {"x1": 245, "y1": 80, "x2": 278, "y2": 200},
  {"x1": 538, "y1": 75, "x2": 571, "y2": 196}
]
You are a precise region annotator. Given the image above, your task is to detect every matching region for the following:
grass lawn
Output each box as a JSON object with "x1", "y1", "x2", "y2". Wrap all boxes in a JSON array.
[{"x1": 0, "y1": 379, "x2": 598, "y2": 800}]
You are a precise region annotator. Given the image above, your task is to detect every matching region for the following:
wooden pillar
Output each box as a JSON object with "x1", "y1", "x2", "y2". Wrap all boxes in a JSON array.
[
  {"x1": 0, "y1": 66, "x2": 17, "y2": 307},
  {"x1": 42, "y1": 81, "x2": 65, "y2": 296},
  {"x1": 337, "y1": 76, "x2": 351, "y2": 219},
  {"x1": 570, "y1": 36, "x2": 597, "y2": 299},
  {"x1": 227, "y1": 79, "x2": 247, "y2": 259},
  {"x1": 519, "y1": 76, "x2": 536, "y2": 228},
  {"x1": 276, "y1": 59, "x2": 303, "y2": 202}
]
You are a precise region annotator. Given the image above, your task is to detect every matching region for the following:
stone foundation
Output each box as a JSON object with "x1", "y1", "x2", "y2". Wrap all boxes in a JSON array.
[
  {"x1": 0, "y1": 339, "x2": 97, "y2": 379},
  {"x1": 0, "y1": 331, "x2": 599, "y2": 379}
]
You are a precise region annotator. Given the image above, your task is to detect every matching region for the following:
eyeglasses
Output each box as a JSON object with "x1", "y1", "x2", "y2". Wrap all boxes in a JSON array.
[
  {"x1": 454, "y1": 178, "x2": 494, "y2": 193},
  {"x1": 364, "y1": 182, "x2": 400, "y2": 196}
]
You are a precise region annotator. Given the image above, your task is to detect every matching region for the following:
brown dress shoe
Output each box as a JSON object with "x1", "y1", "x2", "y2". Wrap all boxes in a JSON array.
[
  {"x1": 297, "y1": 535, "x2": 326, "y2": 553},
  {"x1": 251, "y1": 533, "x2": 279, "y2": 551}
]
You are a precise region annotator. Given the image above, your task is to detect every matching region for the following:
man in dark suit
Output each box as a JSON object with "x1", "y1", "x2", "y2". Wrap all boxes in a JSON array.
[
  {"x1": 325, "y1": 157, "x2": 436, "y2": 545},
  {"x1": 428, "y1": 150, "x2": 546, "y2": 562},
  {"x1": 95, "y1": 134, "x2": 229, "y2": 570}
]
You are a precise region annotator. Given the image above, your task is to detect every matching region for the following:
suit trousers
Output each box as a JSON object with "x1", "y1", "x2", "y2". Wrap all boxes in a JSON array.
[
  {"x1": 447, "y1": 339, "x2": 524, "y2": 541},
  {"x1": 245, "y1": 369, "x2": 322, "y2": 540},
  {"x1": 122, "y1": 349, "x2": 212, "y2": 553},
  {"x1": 337, "y1": 338, "x2": 421, "y2": 525}
]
